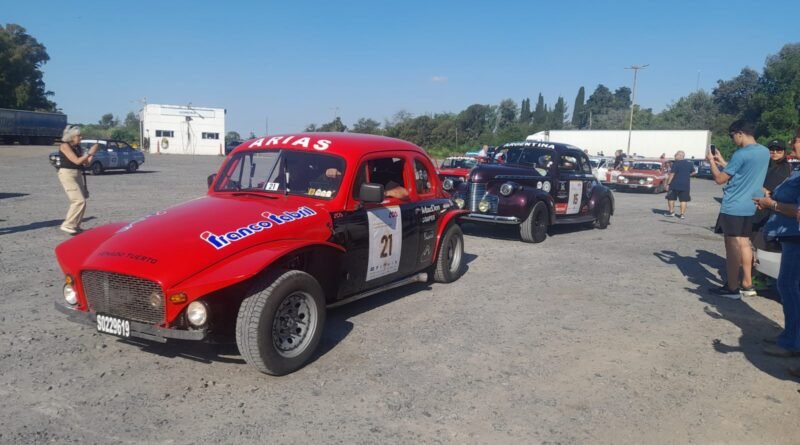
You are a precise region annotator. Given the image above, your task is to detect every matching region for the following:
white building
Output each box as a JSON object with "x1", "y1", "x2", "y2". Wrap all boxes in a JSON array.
[
  {"x1": 142, "y1": 104, "x2": 225, "y2": 155},
  {"x1": 527, "y1": 130, "x2": 711, "y2": 160}
]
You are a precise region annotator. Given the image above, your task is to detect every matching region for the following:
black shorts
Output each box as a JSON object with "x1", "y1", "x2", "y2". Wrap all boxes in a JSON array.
[
  {"x1": 714, "y1": 213, "x2": 755, "y2": 237},
  {"x1": 666, "y1": 189, "x2": 691, "y2": 202}
]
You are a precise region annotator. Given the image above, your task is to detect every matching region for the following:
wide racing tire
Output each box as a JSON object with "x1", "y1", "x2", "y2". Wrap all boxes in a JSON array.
[
  {"x1": 236, "y1": 270, "x2": 326, "y2": 376},
  {"x1": 520, "y1": 201, "x2": 548, "y2": 243},
  {"x1": 433, "y1": 224, "x2": 465, "y2": 283},
  {"x1": 595, "y1": 197, "x2": 611, "y2": 229}
]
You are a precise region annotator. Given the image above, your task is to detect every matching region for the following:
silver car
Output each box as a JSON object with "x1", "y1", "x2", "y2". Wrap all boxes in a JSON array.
[{"x1": 49, "y1": 139, "x2": 146, "y2": 174}]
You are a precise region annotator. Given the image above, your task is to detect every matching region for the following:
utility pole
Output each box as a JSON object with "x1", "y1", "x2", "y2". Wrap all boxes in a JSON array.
[{"x1": 625, "y1": 64, "x2": 648, "y2": 156}]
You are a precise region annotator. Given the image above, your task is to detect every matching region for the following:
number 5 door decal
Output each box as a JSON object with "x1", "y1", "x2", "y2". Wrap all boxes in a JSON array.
[{"x1": 366, "y1": 206, "x2": 402, "y2": 281}]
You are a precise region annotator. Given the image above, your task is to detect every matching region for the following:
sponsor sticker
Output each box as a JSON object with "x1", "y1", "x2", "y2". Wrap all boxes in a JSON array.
[
  {"x1": 200, "y1": 206, "x2": 317, "y2": 249},
  {"x1": 366, "y1": 206, "x2": 402, "y2": 281}
]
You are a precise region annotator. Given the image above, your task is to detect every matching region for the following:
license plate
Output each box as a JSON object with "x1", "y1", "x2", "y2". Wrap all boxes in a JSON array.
[{"x1": 96, "y1": 313, "x2": 131, "y2": 338}]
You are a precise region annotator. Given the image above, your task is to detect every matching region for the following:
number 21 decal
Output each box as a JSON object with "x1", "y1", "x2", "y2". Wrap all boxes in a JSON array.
[{"x1": 366, "y1": 206, "x2": 402, "y2": 281}]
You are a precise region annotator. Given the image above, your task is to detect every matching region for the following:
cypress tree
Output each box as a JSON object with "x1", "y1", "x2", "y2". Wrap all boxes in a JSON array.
[{"x1": 572, "y1": 86, "x2": 586, "y2": 128}]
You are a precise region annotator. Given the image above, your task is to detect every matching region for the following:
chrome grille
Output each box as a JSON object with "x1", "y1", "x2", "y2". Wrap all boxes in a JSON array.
[
  {"x1": 81, "y1": 271, "x2": 164, "y2": 324},
  {"x1": 466, "y1": 182, "x2": 487, "y2": 211}
]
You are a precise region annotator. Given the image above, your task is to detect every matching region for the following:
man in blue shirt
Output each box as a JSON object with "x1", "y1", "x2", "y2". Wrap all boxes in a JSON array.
[
  {"x1": 665, "y1": 150, "x2": 695, "y2": 218},
  {"x1": 708, "y1": 120, "x2": 770, "y2": 299}
]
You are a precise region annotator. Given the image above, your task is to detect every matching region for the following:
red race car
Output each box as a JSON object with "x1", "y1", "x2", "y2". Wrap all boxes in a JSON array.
[
  {"x1": 438, "y1": 156, "x2": 479, "y2": 185},
  {"x1": 55, "y1": 133, "x2": 467, "y2": 375},
  {"x1": 614, "y1": 159, "x2": 669, "y2": 193}
]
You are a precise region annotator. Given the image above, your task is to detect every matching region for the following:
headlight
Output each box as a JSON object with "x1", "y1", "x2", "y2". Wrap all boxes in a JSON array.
[
  {"x1": 442, "y1": 178, "x2": 454, "y2": 191},
  {"x1": 499, "y1": 183, "x2": 515, "y2": 196},
  {"x1": 454, "y1": 198, "x2": 465, "y2": 209},
  {"x1": 639, "y1": 178, "x2": 646, "y2": 185},
  {"x1": 149, "y1": 292, "x2": 164, "y2": 308},
  {"x1": 646, "y1": 177, "x2": 654, "y2": 182},
  {"x1": 542, "y1": 181, "x2": 551, "y2": 192},
  {"x1": 478, "y1": 199, "x2": 490, "y2": 213},
  {"x1": 186, "y1": 301, "x2": 208, "y2": 327},
  {"x1": 618, "y1": 176, "x2": 626, "y2": 181},
  {"x1": 63, "y1": 284, "x2": 78, "y2": 305}
]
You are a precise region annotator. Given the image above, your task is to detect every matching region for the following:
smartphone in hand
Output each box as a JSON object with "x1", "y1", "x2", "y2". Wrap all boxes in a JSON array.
[{"x1": 710, "y1": 144, "x2": 717, "y2": 156}]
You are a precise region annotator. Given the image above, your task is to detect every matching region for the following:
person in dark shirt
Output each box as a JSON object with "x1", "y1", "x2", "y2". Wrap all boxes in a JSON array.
[
  {"x1": 752, "y1": 139, "x2": 793, "y2": 233},
  {"x1": 613, "y1": 149, "x2": 625, "y2": 169},
  {"x1": 665, "y1": 151, "x2": 695, "y2": 218}
]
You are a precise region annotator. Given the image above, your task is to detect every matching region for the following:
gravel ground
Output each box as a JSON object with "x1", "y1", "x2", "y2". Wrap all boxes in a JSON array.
[{"x1": 0, "y1": 145, "x2": 798, "y2": 445}]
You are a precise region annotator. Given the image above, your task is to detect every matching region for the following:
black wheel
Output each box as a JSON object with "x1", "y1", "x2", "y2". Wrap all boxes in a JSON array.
[
  {"x1": 126, "y1": 161, "x2": 138, "y2": 173},
  {"x1": 433, "y1": 224, "x2": 465, "y2": 283},
  {"x1": 236, "y1": 270, "x2": 325, "y2": 376},
  {"x1": 595, "y1": 197, "x2": 611, "y2": 229},
  {"x1": 520, "y1": 201, "x2": 548, "y2": 243},
  {"x1": 90, "y1": 162, "x2": 103, "y2": 175}
]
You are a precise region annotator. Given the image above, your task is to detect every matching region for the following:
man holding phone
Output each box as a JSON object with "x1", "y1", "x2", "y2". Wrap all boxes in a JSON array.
[{"x1": 707, "y1": 120, "x2": 770, "y2": 299}]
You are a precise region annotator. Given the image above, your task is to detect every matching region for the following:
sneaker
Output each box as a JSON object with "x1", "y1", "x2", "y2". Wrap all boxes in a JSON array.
[
  {"x1": 679, "y1": 214, "x2": 685, "y2": 219},
  {"x1": 667, "y1": 212, "x2": 676, "y2": 217},
  {"x1": 709, "y1": 285, "x2": 741, "y2": 299},
  {"x1": 762, "y1": 344, "x2": 800, "y2": 358},
  {"x1": 60, "y1": 226, "x2": 78, "y2": 235},
  {"x1": 740, "y1": 286, "x2": 757, "y2": 298}
]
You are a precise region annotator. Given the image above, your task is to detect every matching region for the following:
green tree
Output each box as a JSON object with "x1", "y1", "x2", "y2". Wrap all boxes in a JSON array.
[
  {"x1": 0, "y1": 24, "x2": 56, "y2": 111},
  {"x1": 653, "y1": 90, "x2": 718, "y2": 130},
  {"x1": 98, "y1": 113, "x2": 117, "y2": 129},
  {"x1": 550, "y1": 96, "x2": 568, "y2": 129},
  {"x1": 752, "y1": 43, "x2": 800, "y2": 138},
  {"x1": 225, "y1": 131, "x2": 241, "y2": 142},
  {"x1": 519, "y1": 98, "x2": 531, "y2": 123},
  {"x1": 586, "y1": 84, "x2": 614, "y2": 116},
  {"x1": 497, "y1": 98, "x2": 518, "y2": 129},
  {"x1": 351, "y1": 118, "x2": 382, "y2": 134},
  {"x1": 572, "y1": 87, "x2": 586, "y2": 128},
  {"x1": 612, "y1": 87, "x2": 632, "y2": 110},
  {"x1": 712, "y1": 67, "x2": 759, "y2": 116},
  {"x1": 533, "y1": 94, "x2": 546, "y2": 125},
  {"x1": 318, "y1": 117, "x2": 347, "y2": 132}
]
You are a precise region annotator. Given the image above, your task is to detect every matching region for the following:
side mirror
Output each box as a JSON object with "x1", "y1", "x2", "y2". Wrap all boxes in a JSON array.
[
  {"x1": 359, "y1": 183, "x2": 384, "y2": 203},
  {"x1": 207, "y1": 173, "x2": 216, "y2": 188}
]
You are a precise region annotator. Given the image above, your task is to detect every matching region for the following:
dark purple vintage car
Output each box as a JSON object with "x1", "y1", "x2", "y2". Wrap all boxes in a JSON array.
[{"x1": 446, "y1": 140, "x2": 614, "y2": 243}]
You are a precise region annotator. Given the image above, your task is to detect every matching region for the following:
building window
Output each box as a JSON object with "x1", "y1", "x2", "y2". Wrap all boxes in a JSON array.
[
  {"x1": 202, "y1": 132, "x2": 219, "y2": 140},
  {"x1": 155, "y1": 130, "x2": 174, "y2": 137}
]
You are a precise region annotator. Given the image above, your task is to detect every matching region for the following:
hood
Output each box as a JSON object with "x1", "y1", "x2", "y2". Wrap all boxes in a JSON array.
[
  {"x1": 623, "y1": 169, "x2": 664, "y2": 177},
  {"x1": 69, "y1": 195, "x2": 331, "y2": 288},
  {"x1": 468, "y1": 164, "x2": 545, "y2": 182},
  {"x1": 439, "y1": 167, "x2": 471, "y2": 177}
]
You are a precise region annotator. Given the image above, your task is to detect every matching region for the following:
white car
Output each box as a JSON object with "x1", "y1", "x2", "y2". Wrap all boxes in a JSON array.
[
  {"x1": 755, "y1": 246, "x2": 781, "y2": 279},
  {"x1": 589, "y1": 157, "x2": 614, "y2": 183}
]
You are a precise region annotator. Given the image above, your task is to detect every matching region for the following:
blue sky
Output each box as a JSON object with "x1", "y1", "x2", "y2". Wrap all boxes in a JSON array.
[{"x1": 6, "y1": 0, "x2": 799, "y2": 135}]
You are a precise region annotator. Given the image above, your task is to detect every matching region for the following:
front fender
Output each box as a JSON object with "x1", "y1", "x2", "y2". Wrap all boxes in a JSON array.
[
  {"x1": 434, "y1": 210, "x2": 469, "y2": 260},
  {"x1": 170, "y1": 239, "x2": 345, "y2": 299},
  {"x1": 55, "y1": 222, "x2": 128, "y2": 277}
]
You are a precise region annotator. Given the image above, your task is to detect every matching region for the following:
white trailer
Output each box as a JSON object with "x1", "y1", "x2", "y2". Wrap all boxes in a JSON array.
[
  {"x1": 142, "y1": 104, "x2": 225, "y2": 155},
  {"x1": 527, "y1": 130, "x2": 711, "y2": 160}
]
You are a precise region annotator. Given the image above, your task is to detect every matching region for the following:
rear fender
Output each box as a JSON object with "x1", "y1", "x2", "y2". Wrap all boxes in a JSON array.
[
  {"x1": 589, "y1": 187, "x2": 615, "y2": 217},
  {"x1": 166, "y1": 240, "x2": 345, "y2": 322}
]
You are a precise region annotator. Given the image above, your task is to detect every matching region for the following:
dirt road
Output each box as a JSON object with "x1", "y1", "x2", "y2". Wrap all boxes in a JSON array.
[{"x1": 0, "y1": 146, "x2": 797, "y2": 444}]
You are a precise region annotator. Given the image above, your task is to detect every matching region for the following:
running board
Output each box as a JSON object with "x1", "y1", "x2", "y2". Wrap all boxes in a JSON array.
[{"x1": 327, "y1": 272, "x2": 428, "y2": 308}]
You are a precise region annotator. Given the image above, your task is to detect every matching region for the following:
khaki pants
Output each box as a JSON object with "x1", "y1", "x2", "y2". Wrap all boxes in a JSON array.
[{"x1": 58, "y1": 168, "x2": 88, "y2": 230}]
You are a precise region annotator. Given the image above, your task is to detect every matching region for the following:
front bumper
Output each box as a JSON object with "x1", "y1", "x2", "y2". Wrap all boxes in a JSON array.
[
  {"x1": 616, "y1": 183, "x2": 655, "y2": 189},
  {"x1": 55, "y1": 302, "x2": 207, "y2": 343},
  {"x1": 460, "y1": 213, "x2": 521, "y2": 224}
]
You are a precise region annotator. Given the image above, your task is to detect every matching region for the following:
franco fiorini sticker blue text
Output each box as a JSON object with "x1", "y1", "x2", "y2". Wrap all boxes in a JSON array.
[{"x1": 200, "y1": 207, "x2": 316, "y2": 249}]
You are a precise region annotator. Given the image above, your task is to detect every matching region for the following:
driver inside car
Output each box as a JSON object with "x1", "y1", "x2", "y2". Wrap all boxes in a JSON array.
[{"x1": 369, "y1": 158, "x2": 409, "y2": 200}]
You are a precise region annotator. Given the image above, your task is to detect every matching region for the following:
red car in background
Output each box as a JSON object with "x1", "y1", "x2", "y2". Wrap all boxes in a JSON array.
[
  {"x1": 438, "y1": 156, "x2": 480, "y2": 188},
  {"x1": 614, "y1": 159, "x2": 669, "y2": 193}
]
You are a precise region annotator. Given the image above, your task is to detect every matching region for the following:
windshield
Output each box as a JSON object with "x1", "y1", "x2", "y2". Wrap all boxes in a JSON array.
[
  {"x1": 504, "y1": 147, "x2": 553, "y2": 176},
  {"x1": 632, "y1": 162, "x2": 662, "y2": 171},
  {"x1": 441, "y1": 157, "x2": 478, "y2": 169},
  {"x1": 215, "y1": 149, "x2": 346, "y2": 199}
]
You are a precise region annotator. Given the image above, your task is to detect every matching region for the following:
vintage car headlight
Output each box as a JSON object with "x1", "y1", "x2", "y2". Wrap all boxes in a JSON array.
[
  {"x1": 639, "y1": 178, "x2": 646, "y2": 185},
  {"x1": 454, "y1": 198, "x2": 465, "y2": 209},
  {"x1": 646, "y1": 177, "x2": 654, "y2": 182},
  {"x1": 541, "y1": 181, "x2": 551, "y2": 192},
  {"x1": 186, "y1": 301, "x2": 208, "y2": 327},
  {"x1": 478, "y1": 199, "x2": 491, "y2": 213},
  {"x1": 149, "y1": 291, "x2": 164, "y2": 308},
  {"x1": 63, "y1": 284, "x2": 78, "y2": 306},
  {"x1": 499, "y1": 182, "x2": 515, "y2": 196},
  {"x1": 442, "y1": 178, "x2": 454, "y2": 191},
  {"x1": 618, "y1": 176, "x2": 628, "y2": 183}
]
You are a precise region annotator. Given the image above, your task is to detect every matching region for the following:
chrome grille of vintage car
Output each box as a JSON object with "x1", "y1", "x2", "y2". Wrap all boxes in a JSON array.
[
  {"x1": 466, "y1": 182, "x2": 487, "y2": 211},
  {"x1": 81, "y1": 271, "x2": 164, "y2": 324}
]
